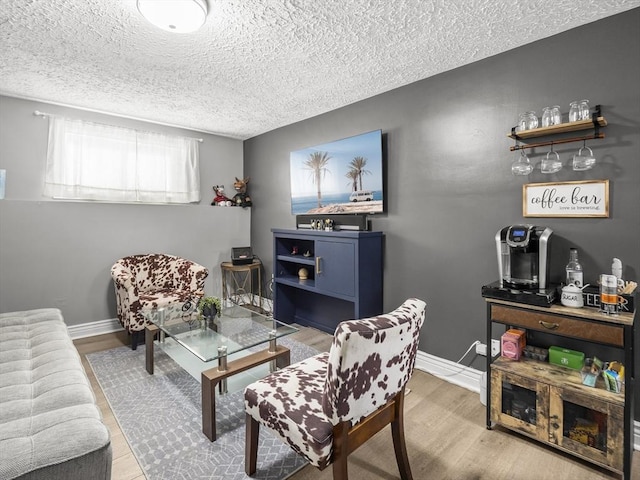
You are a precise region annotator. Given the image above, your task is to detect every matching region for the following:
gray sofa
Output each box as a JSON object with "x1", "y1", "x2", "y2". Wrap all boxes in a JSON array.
[{"x1": 0, "y1": 309, "x2": 112, "y2": 480}]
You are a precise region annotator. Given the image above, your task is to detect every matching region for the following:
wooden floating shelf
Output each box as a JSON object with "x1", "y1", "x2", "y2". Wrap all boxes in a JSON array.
[{"x1": 508, "y1": 116, "x2": 608, "y2": 139}]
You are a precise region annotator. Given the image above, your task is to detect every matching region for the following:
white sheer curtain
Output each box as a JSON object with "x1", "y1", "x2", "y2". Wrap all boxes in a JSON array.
[{"x1": 44, "y1": 116, "x2": 200, "y2": 203}]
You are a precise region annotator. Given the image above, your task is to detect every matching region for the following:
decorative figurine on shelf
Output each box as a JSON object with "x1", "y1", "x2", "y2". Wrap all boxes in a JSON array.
[
  {"x1": 291, "y1": 246, "x2": 299, "y2": 255},
  {"x1": 211, "y1": 185, "x2": 232, "y2": 206},
  {"x1": 232, "y1": 177, "x2": 252, "y2": 208},
  {"x1": 303, "y1": 250, "x2": 312, "y2": 257},
  {"x1": 324, "y1": 219, "x2": 334, "y2": 231},
  {"x1": 298, "y1": 267, "x2": 309, "y2": 280}
]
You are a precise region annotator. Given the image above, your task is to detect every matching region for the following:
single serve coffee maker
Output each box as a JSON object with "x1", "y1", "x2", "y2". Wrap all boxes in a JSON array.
[
  {"x1": 482, "y1": 225, "x2": 556, "y2": 306},
  {"x1": 496, "y1": 225, "x2": 552, "y2": 290}
]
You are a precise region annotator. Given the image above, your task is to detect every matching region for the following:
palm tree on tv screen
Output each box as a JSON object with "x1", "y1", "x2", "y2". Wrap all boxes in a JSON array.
[
  {"x1": 305, "y1": 151, "x2": 331, "y2": 208},
  {"x1": 345, "y1": 169, "x2": 359, "y2": 192},
  {"x1": 349, "y1": 156, "x2": 371, "y2": 190}
]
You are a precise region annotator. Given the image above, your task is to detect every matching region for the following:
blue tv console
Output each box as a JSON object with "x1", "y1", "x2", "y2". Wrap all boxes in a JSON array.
[{"x1": 272, "y1": 228, "x2": 383, "y2": 333}]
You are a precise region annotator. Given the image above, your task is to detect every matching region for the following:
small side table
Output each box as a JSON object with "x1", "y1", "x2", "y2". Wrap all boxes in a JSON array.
[{"x1": 220, "y1": 260, "x2": 263, "y2": 312}]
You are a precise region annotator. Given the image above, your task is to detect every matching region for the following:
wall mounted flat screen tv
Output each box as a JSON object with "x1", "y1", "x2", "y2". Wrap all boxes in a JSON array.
[{"x1": 290, "y1": 129, "x2": 384, "y2": 215}]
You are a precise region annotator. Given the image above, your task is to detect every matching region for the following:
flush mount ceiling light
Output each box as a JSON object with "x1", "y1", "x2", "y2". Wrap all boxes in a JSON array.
[{"x1": 137, "y1": 0, "x2": 208, "y2": 33}]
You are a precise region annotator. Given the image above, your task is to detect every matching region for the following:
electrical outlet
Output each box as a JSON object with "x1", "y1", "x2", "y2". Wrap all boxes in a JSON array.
[
  {"x1": 475, "y1": 342, "x2": 487, "y2": 356},
  {"x1": 491, "y1": 339, "x2": 501, "y2": 357}
]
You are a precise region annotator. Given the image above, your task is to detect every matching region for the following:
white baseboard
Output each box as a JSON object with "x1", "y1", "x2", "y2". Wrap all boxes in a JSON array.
[
  {"x1": 415, "y1": 350, "x2": 483, "y2": 393},
  {"x1": 67, "y1": 317, "x2": 122, "y2": 340},
  {"x1": 414, "y1": 350, "x2": 640, "y2": 451}
]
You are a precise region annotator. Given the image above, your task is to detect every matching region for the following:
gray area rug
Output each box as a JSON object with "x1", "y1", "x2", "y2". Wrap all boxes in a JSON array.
[{"x1": 87, "y1": 337, "x2": 319, "y2": 479}]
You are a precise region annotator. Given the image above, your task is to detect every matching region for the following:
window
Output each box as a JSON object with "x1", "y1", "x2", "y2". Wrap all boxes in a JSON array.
[{"x1": 44, "y1": 116, "x2": 200, "y2": 203}]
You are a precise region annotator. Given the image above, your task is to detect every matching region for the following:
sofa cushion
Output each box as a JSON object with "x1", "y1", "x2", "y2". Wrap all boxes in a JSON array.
[{"x1": 0, "y1": 309, "x2": 111, "y2": 480}]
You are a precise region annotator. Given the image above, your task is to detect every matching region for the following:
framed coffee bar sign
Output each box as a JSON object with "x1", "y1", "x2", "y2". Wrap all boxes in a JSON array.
[{"x1": 523, "y1": 180, "x2": 609, "y2": 218}]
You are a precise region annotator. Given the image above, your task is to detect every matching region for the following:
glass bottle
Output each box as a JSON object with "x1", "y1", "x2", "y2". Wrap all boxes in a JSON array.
[{"x1": 565, "y1": 248, "x2": 583, "y2": 287}]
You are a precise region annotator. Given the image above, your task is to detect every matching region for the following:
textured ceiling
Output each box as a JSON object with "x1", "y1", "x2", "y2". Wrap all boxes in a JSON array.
[{"x1": 1, "y1": 1, "x2": 638, "y2": 140}]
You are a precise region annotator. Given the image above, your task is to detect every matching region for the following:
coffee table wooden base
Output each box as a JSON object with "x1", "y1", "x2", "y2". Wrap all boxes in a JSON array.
[
  {"x1": 144, "y1": 324, "x2": 291, "y2": 442},
  {"x1": 201, "y1": 345, "x2": 290, "y2": 441}
]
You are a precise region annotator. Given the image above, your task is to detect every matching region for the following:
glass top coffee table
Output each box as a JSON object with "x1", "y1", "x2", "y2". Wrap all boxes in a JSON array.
[{"x1": 143, "y1": 303, "x2": 298, "y2": 441}]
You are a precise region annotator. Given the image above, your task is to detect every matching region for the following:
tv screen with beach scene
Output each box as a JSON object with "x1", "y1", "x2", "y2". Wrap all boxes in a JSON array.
[{"x1": 290, "y1": 129, "x2": 384, "y2": 215}]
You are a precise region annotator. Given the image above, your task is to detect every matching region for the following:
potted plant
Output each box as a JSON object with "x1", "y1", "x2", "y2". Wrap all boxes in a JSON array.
[{"x1": 198, "y1": 296, "x2": 222, "y2": 319}]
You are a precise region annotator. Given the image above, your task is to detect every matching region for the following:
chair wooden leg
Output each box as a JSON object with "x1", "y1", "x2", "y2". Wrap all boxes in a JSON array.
[
  {"x1": 332, "y1": 421, "x2": 349, "y2": 480},
  {"x1": 245, "y1": 414, "x2": 259, "y2": 475},
  {"x1": 391, "y1": 390, "x2": 413, "y2": 480}
]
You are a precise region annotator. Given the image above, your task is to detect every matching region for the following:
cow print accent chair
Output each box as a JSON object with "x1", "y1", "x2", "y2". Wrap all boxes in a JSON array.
[
  {"x1": 111, "y1": 254, "x2": 208, "y2": 349},
  {"x1": 244, "y1": 298, "x2": 426, "y2": 480}
]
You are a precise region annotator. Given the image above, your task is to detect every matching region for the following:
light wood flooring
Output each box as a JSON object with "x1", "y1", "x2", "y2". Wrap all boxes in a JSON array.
[{"x1": 75, "y1": 329, "x2": 638, "y2": 480}]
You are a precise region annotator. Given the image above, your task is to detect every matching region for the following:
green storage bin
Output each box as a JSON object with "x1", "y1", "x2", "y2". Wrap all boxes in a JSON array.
[{"x1": 549, "y1": 346, "x2": 585, "y2": 370}]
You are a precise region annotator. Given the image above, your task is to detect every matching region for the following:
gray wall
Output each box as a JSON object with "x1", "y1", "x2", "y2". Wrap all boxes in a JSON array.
[
  {"x1": 245, "y1": 9, "x2": 640, "y2": 418},
  {"x1": 0, "y1": 96, "x2": 250, "y2": 326}
]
